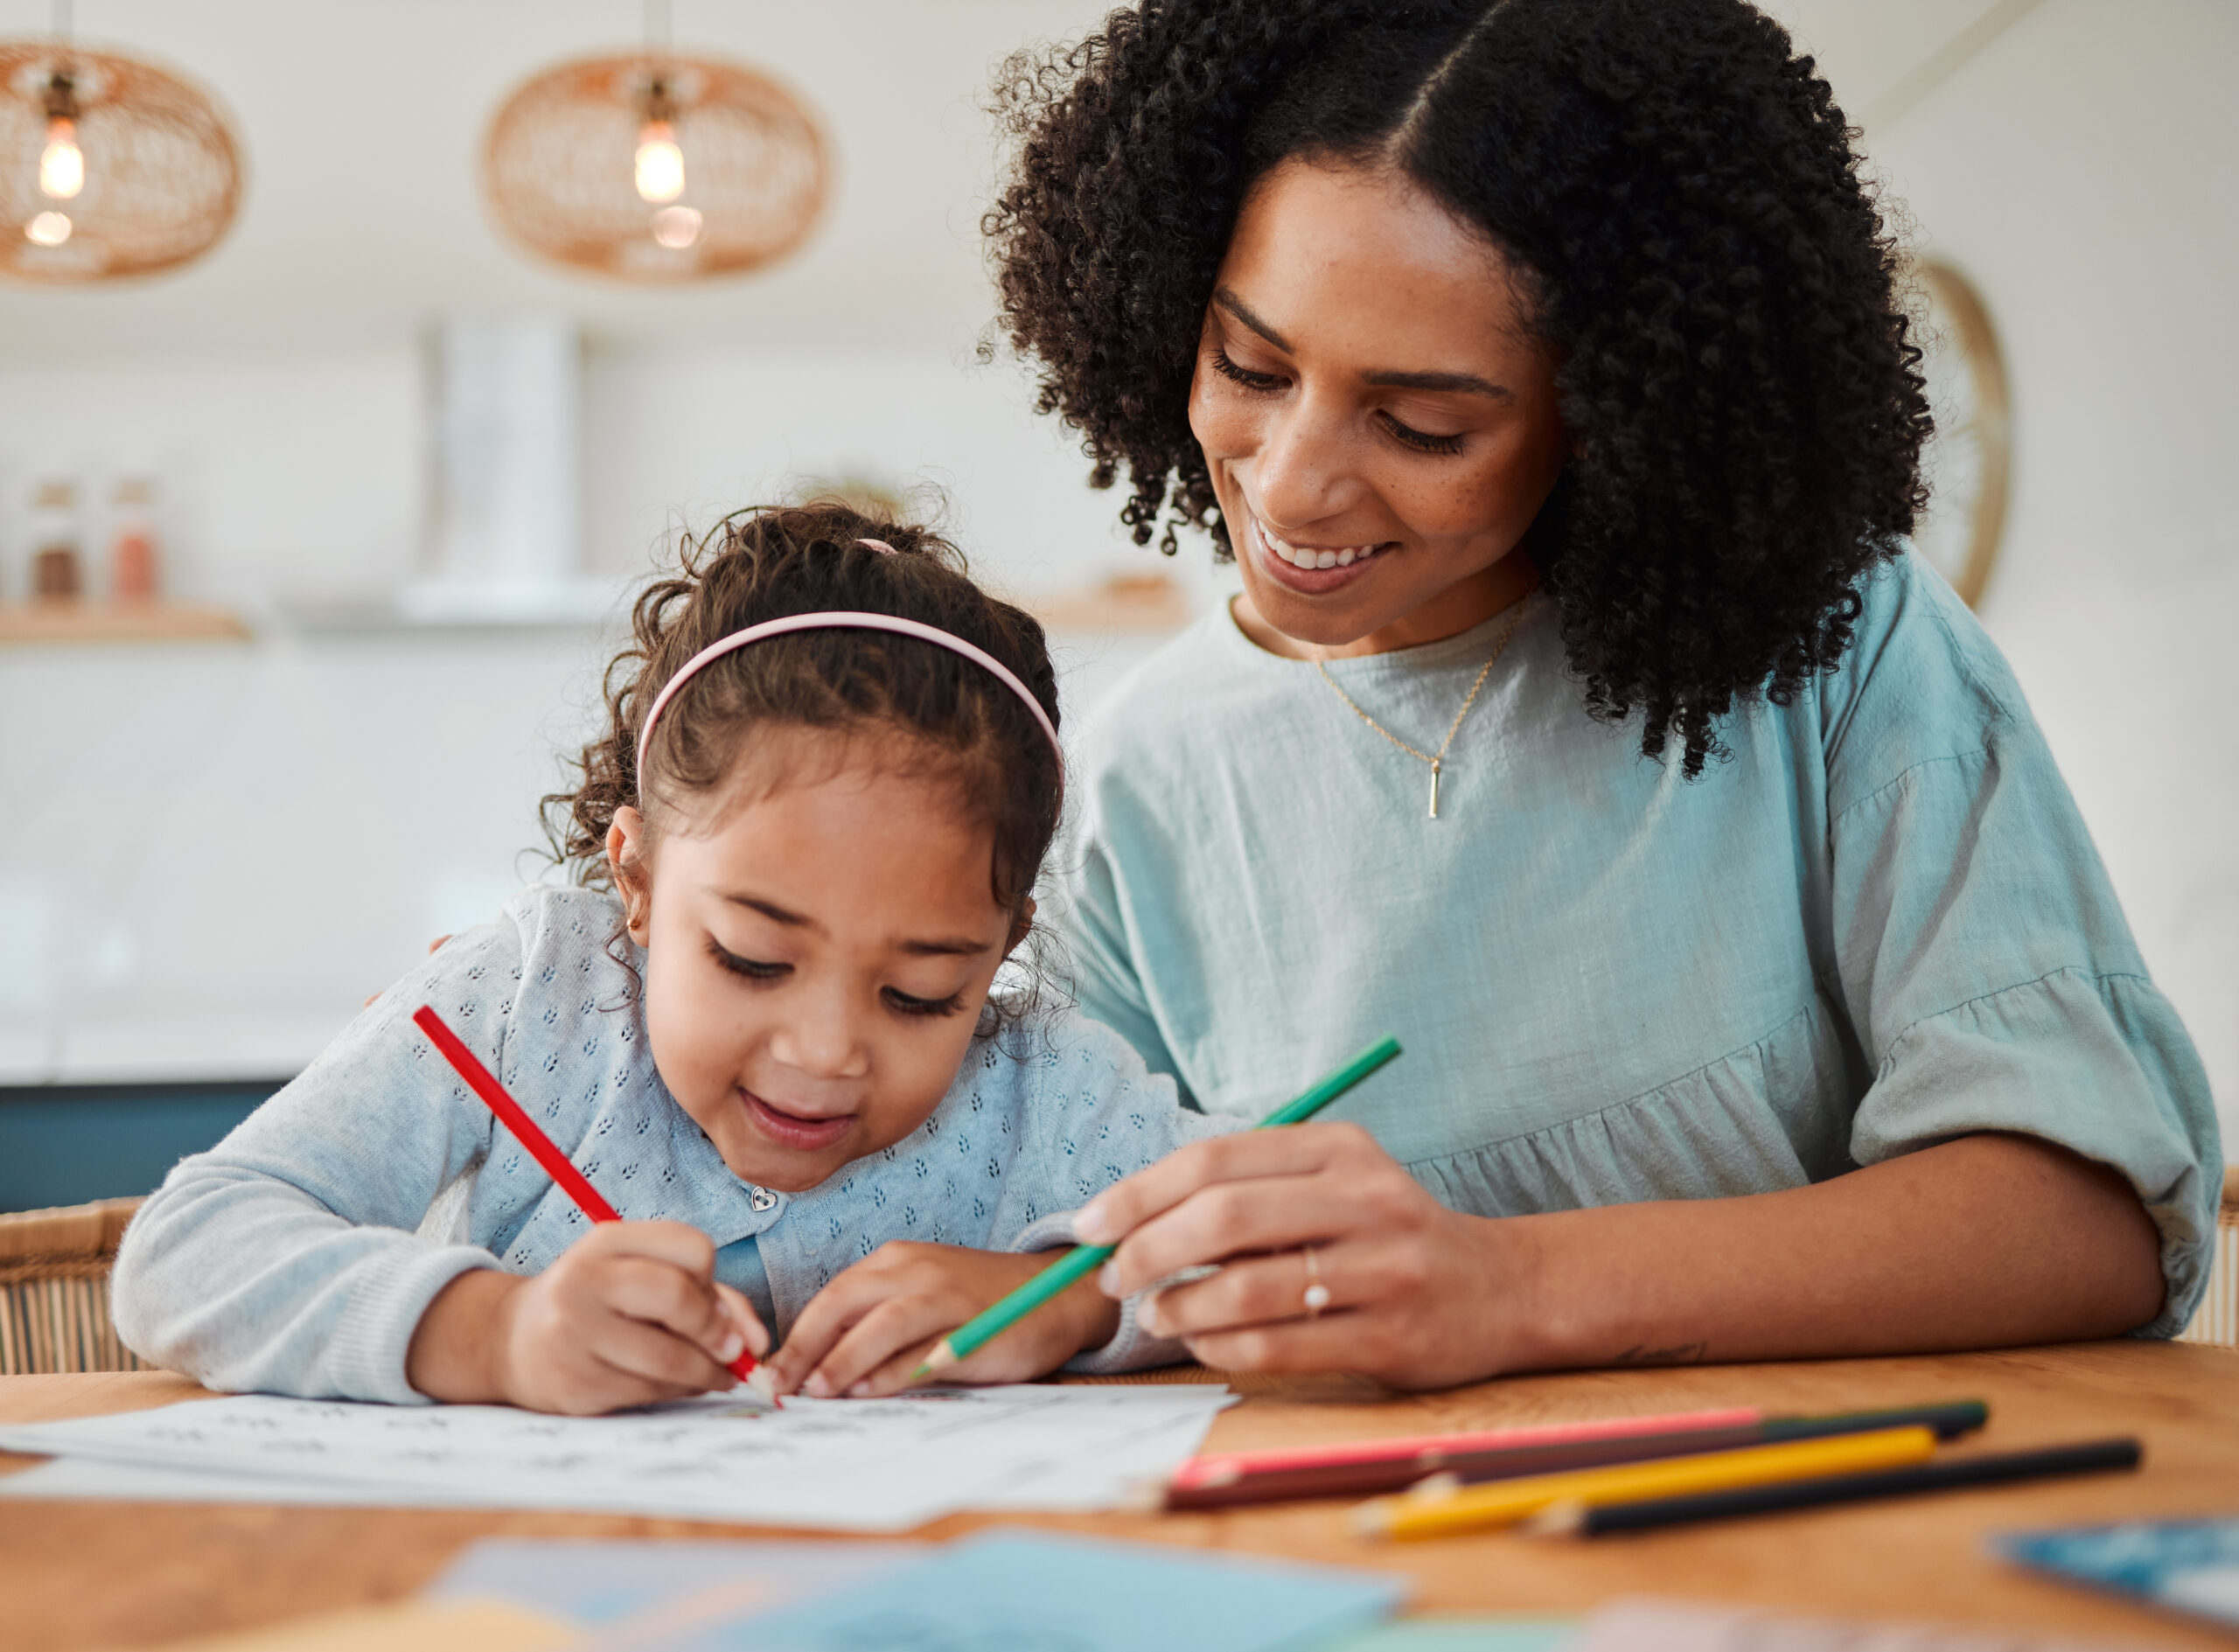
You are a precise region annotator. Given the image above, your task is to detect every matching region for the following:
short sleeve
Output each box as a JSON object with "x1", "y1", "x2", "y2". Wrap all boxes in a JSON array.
[
  {"x1": 995, "y1": 1010, "x2": 1244, "y2": 1373},
  {"x1": 1054, "y1": 822, "x2": 1193, "y2": 1105},
  {"x1": 1827, "y1": 559, "x2": 2222, "y2": 1336}
]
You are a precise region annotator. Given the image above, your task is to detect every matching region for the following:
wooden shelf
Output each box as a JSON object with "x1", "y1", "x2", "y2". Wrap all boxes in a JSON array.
[
  {"x1": 0, "y1": 603, "x2": 252, "y2": 645},
  {"x1": 1024, "y1": 574, "x2": 1194, "y2": 634}
]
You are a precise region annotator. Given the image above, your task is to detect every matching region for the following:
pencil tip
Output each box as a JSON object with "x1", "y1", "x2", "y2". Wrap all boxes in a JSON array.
[
  {"x1": 740, "y1": 1365, "x2": 783, "y2": 1410},
  {"x1": 1350, "y1": 1500, "x2": 1394, "y2": 1539},
  {"x1": 911, "y1": 1340, "x2": 958, "y2": 1385},
  {"x1": 1115, "y1": 1478, "x2": 1168, "y2": 1514},
  {"x1": 1520, "y1": 1498, "x2": 1587, "y2": 1538}
]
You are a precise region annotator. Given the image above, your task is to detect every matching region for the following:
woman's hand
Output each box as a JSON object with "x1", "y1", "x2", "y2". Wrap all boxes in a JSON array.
[
  {"x1": 1075, "y1": 1122, "x2": 1528, "y2": 1389},
  {"x1": 765, "y1": 1243, "x2": 1122, "y2": 1399},
  {"x1": 1075, "y1": 1128, "x2": 2169, "y2": 1388},
  {"x1": 407, "y1": 1221, "x2": 766, "y2": 1414}
]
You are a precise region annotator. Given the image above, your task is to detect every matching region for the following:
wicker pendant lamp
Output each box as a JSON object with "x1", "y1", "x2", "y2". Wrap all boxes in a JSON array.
[
  {"x1": 482, "y1": 6, "x2": 827, "y2": 284},
  {"x1": 0, "y1": 7, "x2": 241, "y2": 283}
]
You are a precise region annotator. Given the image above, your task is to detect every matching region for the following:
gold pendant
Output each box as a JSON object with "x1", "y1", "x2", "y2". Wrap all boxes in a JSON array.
[{"x1": 1428, "y1": 757, "x2": 1441, "y2": 819}]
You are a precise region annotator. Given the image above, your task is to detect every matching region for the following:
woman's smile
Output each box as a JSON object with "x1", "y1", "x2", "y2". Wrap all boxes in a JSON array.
[
  {"x1": 1244, "y1": 506, "x2": 1392, "y2": 594},
  {"x1": 739, "y1": 1085, "x2": 857, "y2": 1154}
]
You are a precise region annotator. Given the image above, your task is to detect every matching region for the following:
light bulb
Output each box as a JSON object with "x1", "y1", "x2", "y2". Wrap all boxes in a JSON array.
[
  {"x1": 633, "y1": 121, "x2": 684, "y2": 203},
  {"x1": 40, "y1": 117, "x2": 84, "y2": 199},
  {"x1": 651, "y1": 205, "x2": 702, "y2": 249},
  {"x1": 25, "y1": 210, "x2": 72, "y2": 247}
]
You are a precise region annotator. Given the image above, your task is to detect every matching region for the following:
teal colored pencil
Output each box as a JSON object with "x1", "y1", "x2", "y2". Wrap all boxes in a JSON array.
[{"x1": 910, "y1": 1035, "x2": 1403, "y2": 1382}]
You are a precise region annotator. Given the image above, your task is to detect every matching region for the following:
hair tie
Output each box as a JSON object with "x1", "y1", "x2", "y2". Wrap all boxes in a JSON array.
[
  {"x1": 635, "y1": 610, "x2": 1063, "y2": 802},
  {"x1": 859, "y1": 537, "x2": 898, "y2": 554}
]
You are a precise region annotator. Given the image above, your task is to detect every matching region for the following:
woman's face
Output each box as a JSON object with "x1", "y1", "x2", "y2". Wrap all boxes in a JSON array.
[{"x1": 1189, "y1": 159, "x2": 1568, "y2": 658}]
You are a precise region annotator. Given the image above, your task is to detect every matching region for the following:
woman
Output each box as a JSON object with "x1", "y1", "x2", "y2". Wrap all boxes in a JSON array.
[{"x1": 986, "y1": 0, "x2": 2220, "y2": 1386}]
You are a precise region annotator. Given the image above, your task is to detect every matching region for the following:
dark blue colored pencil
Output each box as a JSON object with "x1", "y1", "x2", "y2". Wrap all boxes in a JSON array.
[{"x1": 1536, "y1": 1437, "x2": 2142, "y2": 1537}]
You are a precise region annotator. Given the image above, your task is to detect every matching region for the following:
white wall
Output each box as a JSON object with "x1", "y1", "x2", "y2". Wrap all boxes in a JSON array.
[
  {"x1": 1772, "y1": 0, "x2": 2238, "y2": 1129},
  {"x1": 0, "y1": 350, "x2": 422, "y2": 600},
  {"x1": 0, "y1": 343, "x2": 1174, "y2": 607},
  {"x1": 0, "y1": 0, "x2": 1109, "y2": 359},
  {"x1": 0, "y1": 339, "x2": 1192, "y2": 1083}
]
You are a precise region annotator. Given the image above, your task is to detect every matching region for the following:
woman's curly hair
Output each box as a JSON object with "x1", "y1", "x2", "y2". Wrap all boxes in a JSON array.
[{"x1": 985, "y1": 0, "x2": 1932, "y2": 773}]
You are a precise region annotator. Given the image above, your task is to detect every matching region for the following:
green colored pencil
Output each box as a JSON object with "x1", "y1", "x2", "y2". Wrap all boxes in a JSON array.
[{"x1": 909, "y1": 1035, "x2": 1403, "y2": 1383}]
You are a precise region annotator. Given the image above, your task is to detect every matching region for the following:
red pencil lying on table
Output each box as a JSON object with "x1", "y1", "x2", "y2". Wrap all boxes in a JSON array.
[
  {"x1": 1162, "y1": 1399, "x2": 1990, "y2": 1509},
  {"x1": 413, "y1": 1004, "x2": 779, "y2": 1406}
]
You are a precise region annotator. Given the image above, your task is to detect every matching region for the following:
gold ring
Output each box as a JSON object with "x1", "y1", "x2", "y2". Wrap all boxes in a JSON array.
[{"x1": 1301, "y1": 1246, "x2": 1331, "y2": 1317}]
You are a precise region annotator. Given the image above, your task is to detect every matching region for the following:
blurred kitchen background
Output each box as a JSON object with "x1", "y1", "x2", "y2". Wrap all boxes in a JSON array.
[{"x1": 1, "y1": 1, "x2": 2233, "y2": 1230}]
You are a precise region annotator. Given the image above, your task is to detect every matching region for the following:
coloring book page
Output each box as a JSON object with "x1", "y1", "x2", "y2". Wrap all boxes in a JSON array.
[{"x1": 0, "y1": 1384, "x2": 1235, "y2": 1531}]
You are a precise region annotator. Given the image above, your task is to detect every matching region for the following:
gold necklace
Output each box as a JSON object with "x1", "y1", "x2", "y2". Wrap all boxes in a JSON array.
[{"x1": 1315, "y1": 596, "x2": 1532, "y2": 819}]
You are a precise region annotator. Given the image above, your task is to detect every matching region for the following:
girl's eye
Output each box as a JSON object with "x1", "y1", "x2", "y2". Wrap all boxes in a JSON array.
[
  {"x1": 708, "y1": 938, "x2": 788, "y2": 981},
  {"x1": 1379, "y1": 411, "x2": 1467, "y2": 456},
  {"x1": 1209, "y1": 346, "x2": 1284, "y2": 393},
  {"x1": 882, "y1": 986, "x2": 966, "y2": 1020}
]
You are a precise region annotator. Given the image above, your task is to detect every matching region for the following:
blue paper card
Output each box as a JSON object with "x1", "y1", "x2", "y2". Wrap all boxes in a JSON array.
[
  {"x1": 650, "y1": 1528, "x2": 1407, "y2": 1651},
  {"x1": 2000, "y1": 1516, "x2": 2239, "y2": 1629},
  {"x1": 429, "y1": 1537, "x2": 918, "y2": 1628}
]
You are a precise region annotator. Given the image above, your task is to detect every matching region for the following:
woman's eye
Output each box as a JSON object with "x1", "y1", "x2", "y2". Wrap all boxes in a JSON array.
[
  {"x1": 708, "y1": 939, "x2": 788, "y2": 981},
  {"x1": 1380, "y1": 412, "x2": 1466, "y2": 456},
  {"x1": 882, "y1": 986, "x2": 966, "y2": 1019},
  {"x1": 1209, "y1": 346, "x2": 1284, "y2": 393}
]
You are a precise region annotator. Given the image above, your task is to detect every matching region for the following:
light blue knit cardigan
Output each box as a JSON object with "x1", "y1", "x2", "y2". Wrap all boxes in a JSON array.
[{"x1": 112, "y1": 887, "x2": 1236, "y2": 1402}]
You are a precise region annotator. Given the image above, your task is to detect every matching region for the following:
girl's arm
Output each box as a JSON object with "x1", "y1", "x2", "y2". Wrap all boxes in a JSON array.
[
  {"x1": 115, "y1": 889, "x2": 768, "y2": 1412},
  {"x1": 1076, "y1": 1124, "x2": 2165, "y2": 1385},
  {"x1": 111, "y1": 928, "x2": 526, "y2": 1403}
]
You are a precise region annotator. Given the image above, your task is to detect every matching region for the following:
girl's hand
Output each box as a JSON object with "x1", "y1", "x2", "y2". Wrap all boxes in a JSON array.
[
  {"x1": 1074, "y1": 1122, "x2": 1527, "y2": 1390},
  {"x1": 765, "y1": 1242, "x2": 1121, "y2": 1399},
  {"x1": 408, "y1": 1220, "x2": 768, "y2": 1414}
]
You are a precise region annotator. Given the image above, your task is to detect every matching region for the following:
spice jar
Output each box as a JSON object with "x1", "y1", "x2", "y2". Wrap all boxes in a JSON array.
[
  {"x1": 29, "y1": 477, "x2": 82, "y2": 603},
  {"x1": 109, "y1": 477, "x2": 161, "y2": 603}
]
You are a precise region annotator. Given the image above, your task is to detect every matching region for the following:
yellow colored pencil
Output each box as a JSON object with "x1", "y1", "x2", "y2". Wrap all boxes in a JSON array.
[{"x1": 1354, "y1": 1424, "x2": 1938, "y2": 1540}]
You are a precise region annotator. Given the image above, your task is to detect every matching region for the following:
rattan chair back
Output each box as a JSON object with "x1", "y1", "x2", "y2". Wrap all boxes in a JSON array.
[{"x1": 0, "y1": 1197, "x2": 147, "y2": 1375}]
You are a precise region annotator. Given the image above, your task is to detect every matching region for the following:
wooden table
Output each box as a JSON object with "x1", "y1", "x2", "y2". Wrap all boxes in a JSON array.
[{"x1": 3, "y1": 1342, "x2": 2236, "y2": 1651}]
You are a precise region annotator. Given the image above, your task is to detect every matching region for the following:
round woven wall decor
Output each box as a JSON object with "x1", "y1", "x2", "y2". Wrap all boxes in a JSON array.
[
  {"x1": 484, "y1": 52, "x2": 827, "y2": 282},
  {"x1": 0, "y1": 41, "x2": 241, "y2": 283}
]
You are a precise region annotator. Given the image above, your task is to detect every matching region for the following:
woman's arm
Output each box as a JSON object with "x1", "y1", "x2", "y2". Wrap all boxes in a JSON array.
[{"x1": 1076, "y1": 1123, "x2": 2165, "y2": 1386}]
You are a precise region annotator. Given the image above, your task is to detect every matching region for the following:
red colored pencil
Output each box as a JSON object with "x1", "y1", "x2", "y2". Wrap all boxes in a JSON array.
[
  {"x1": 1165, "y1": 1401, "x2": 1989, "y2": 1509},
  {"x1": 412, "y1": 1003, "x2": 775, "y2": 1403},
  {"x1": 1169, "y1": 1405, "x2": 1762, "y2": 1493}
]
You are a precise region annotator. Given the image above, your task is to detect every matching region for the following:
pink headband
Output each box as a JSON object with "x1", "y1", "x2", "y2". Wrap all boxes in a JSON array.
[{"x1": 633, "y1": 540, "x2": 1063, "y2": 797}]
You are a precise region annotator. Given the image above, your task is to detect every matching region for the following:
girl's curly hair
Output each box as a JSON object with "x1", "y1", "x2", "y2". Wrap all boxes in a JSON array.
[
  {"x1": 985, "y1": 0, "x2": 1932, "y2": 773},
  {"x1": 545, "y1": 501, "x2": 1063, "y2": 939}
]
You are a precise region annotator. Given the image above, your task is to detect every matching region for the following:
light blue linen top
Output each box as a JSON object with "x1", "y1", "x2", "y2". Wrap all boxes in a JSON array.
[
  {"x1": 1057, "y1": 551, "x2": 2222, "y2": 1335},
  {"x1": 111, "y1": 888, "x2": 1235, "y2": 1403}
]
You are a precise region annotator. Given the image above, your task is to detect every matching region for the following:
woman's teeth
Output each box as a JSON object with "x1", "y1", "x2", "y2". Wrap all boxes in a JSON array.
[{"x1": 1259, "y1": 520, "x2": 1383, "y2": 571}]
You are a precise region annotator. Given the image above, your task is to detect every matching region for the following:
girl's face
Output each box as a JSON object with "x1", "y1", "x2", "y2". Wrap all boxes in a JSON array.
[
  {"x1": 609, "y1": 734, "x2": 1027, "y2": 1194},
  {"x1": 1188, "y1": 158, "x2": 1569, "y2": 659}
]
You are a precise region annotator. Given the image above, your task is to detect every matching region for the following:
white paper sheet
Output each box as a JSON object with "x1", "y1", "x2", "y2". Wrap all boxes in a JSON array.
[{"x1": 0, "y1": 1384, "x2": 1234, "y2": 1531}]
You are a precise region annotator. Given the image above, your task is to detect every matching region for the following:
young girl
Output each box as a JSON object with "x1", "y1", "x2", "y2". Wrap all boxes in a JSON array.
[{"x1": 112, "y1": 505, "x2": 1235, "y2": 1414}]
